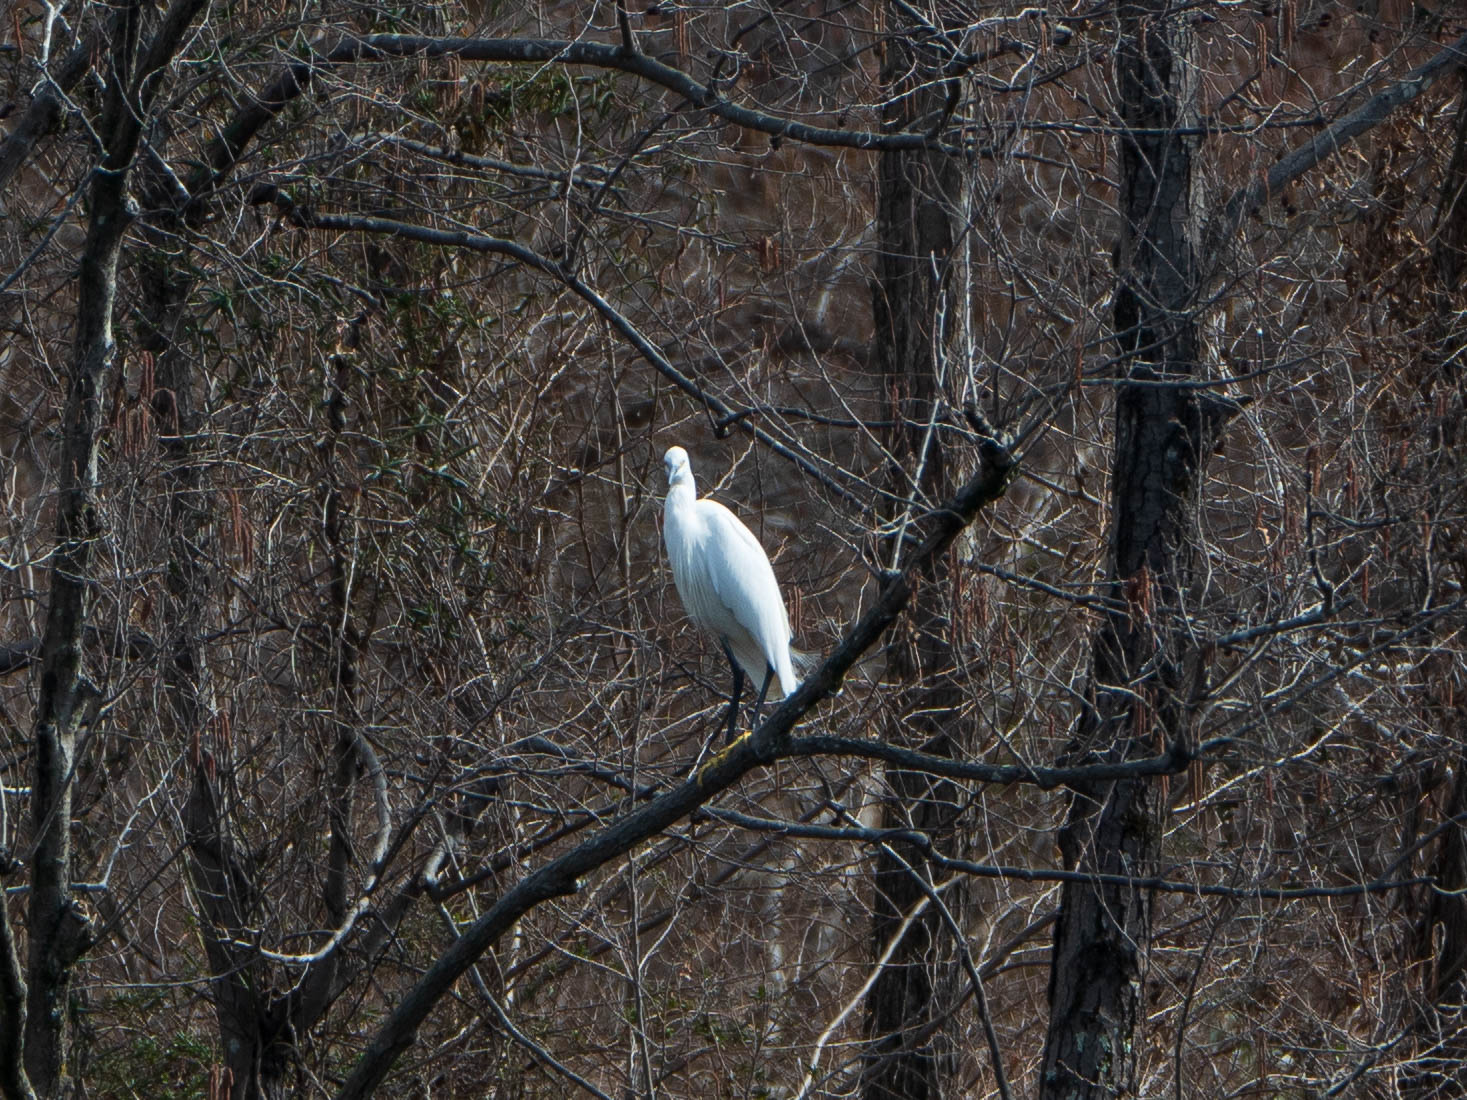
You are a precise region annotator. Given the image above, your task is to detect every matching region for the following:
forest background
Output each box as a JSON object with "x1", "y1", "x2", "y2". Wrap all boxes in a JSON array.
[{"x1": 2, "y1": 0, "x2": 1466, "y2": 1097}]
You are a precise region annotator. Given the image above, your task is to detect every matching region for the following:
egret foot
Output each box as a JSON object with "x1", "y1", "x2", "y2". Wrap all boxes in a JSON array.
[{"x1": 696, "y1": 728, "x2": 753, "y2": 785}]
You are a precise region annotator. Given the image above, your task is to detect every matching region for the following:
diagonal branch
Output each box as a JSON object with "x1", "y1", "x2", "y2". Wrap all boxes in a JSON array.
[
  {"x1": 1207, "y1": 31, "x2": 1467, "y2": 253},
  {"x1": 332, "y1": 433, "x2": 1019, "y2": 1100},
  {"x1": 252, "y1": 191, "x2": 871, "y2": 511},
  {"x1": 199, "y1": 33, "x2": 959, "y2": 203},
  {"x1": 0, "y1": 37, "x2": 93, "y2": 190}
]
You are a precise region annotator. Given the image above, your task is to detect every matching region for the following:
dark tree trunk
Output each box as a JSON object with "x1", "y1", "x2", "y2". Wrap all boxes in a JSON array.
[
  {"x1": 1039, "y1": 2, "x2": 1209, "y2": 1097},
  {"x1": 135, "y1": 130, "x2": 297, "y2": 1100},
  {"x1": 0, "y1": 862, "x2": 33, "y2": 1100},
  {"x1": 1429, "y1": 79, "x2": 1467, "y2": 308},
  {"x1": 142, "y1": 172, "x2": 364, "y2": 1100},
  {"x1": 862, "y1": 17, "x2": 969, "y2": 1100},
  {"x1": 1410, "y1": 760, "x2": 1467, "y2": 1098},
  {"x1": 18, "y1": 3, "x2": 210, "y2": 1088},
  {"x1": 183, "y1": 772, "x2": 295, "y2": 1100},
  {"x1": 23, "y1": 6, "x2": 148, "y2": 1092},
  {"x1": 1404, "y1": 74, "x2": 1467, "y2": 1100}
]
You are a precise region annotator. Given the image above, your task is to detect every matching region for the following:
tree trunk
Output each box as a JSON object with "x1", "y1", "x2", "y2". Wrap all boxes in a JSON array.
[
  {"x1": 136, "y1": 145, "x2": 307, "y2": 1098},
  {"x1": 1410, "y1": 762, "x2": 1467, "y2": 1098},
  {"x1": 1039, "y1": 2, "x2": 1208, "y2": 1096},
  {"x1": 144, "y1": 185, "x2": 363, "y2": 1100},
  {"x1": 1404, "y1": 73, "x2": 1467, "y2": 1100},
  {"x1": 19, "y1": 1, "x2": 210, "y2": 1088},
  {"x1": 0, "y1": 862, "x2": 34, "y2": 1100},
  {"x1": 23, "y1": 5, "x2": 150, "y2": 1090},
  {"x1": 862, "y1": 17, "x2": 969, "y2": 1100},
  {"x1": 183, "y1": 770, "x2": 295, "y2": 1100}
]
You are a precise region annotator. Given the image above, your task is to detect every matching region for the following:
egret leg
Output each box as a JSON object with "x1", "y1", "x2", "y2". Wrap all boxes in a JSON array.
[
  {"x1": 696, "y1": 646, "x2": 765, "y2": 786},
  {"x1": 750, "y1": 665, "x2": 774, "y2": 729},
  {"x1": 720, "y1": 640, "x2": 745, "y2": 743}
]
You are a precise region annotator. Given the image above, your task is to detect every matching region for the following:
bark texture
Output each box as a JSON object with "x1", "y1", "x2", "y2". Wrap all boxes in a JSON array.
[
  {"x1": 22, "y1": 2, "x2": 208, "y2": 1091},
  {"x1": 1405, "y1": 74, "x2": 1467, "y2": 1100},
  {"x1": 862, "y1": 15, "x2": 969, "y2": 1100},
  {"x1": 0, "y1": 853, "x2": 34, "y2": 1100},
  {"x1": 1039, "y1": 3, "x2": 1208, "y2": 1096},
  {"x1": 0, "y1": 37, "x2": 93, "y2": 190},
  {"x1": 23, "y1": 4, "x2": 144, "y2": 1085}
]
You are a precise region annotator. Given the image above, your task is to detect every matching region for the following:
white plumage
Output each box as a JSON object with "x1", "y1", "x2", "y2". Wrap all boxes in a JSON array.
[{"x1": 662, "y1": 446, "x2": 799, "y2": 737}]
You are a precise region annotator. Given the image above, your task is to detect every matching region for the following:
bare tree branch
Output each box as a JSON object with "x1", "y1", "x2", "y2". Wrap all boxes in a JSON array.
[
  {"x1": 0, "y1": 643, "x2": 38, "y2": 678},
  {"x1": 253, "y1": 191, "x2": 875, "y2": 512},
  {"x1": 0, "y1": 38, "x2": 92, "y2": 190},
  {"x1": 207, "y1": 32, "x2": 965, "y2": 201},
  {"x1": 23, "y1": 1, "x2": 210, "y2": 1090},
  {"x1": 784, "y1": 733, "x2": 1205, "y2": 789},
  {"x1": 332, "y1": 433, "x2": 1019, "y2": 1100},
  {"x1": 1208, "y1": 31, "x2": 1467, "y2": 252},
  {"x1": 706, "y1": 808, "x2": 1434, "y2": 901}
]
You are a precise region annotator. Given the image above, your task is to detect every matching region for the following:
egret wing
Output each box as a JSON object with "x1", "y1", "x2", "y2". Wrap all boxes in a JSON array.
[{"x1": 700, "y1": 501, "x2": 792, "y2": 675}]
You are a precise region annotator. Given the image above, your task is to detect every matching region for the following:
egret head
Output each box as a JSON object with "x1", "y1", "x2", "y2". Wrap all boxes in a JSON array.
[{"x1": 663, "y1": 446, "x2": 693, "y2": 489}]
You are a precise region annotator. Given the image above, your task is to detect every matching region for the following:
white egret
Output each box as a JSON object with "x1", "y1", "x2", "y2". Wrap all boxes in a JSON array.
[{"x1": 662, "y1": 445, "x2": 800, "y2": 741}]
